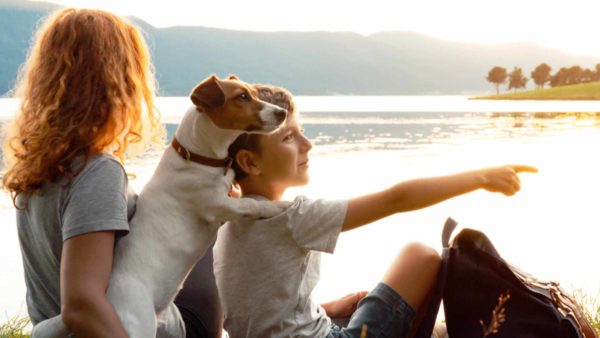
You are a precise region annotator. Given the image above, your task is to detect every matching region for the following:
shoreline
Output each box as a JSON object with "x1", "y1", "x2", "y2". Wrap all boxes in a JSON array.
[{"x1": 470, "y1": 81, "x2": 600, "y2": 101}]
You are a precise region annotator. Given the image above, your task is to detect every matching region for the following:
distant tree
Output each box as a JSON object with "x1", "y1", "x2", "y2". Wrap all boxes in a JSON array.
[
  {"x1": 581, "y1": 68, "x2": 595, "y2": 83},
  {"x1": 550, "y1": 67, "x2": 568, "y2": 87},
  {"x1": 594, "y1": 64, "x2": 600, "y2": 81},
  {"x1": 486, "y1": 66, "x2": 508, "y2": 95},
  {"x1": 531, "y1": 63, "x2": 552, "y2": 89},
  {"x1": 566, "y1": 66, "x2": 583, "y2": 85},
  {"x1": 507, "y1": 67, "x2": 528, "y2": 92}
]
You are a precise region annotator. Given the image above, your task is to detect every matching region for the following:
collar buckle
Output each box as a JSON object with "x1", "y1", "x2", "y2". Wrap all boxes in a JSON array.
[{"x1": 224, "y1": 157, "x2": 233, "y2": 176}]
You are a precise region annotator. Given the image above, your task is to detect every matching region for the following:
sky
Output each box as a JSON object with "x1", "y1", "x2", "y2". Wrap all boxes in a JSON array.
[{"x1": 38, "y1": 0, "x2": 600, "y2": 58}]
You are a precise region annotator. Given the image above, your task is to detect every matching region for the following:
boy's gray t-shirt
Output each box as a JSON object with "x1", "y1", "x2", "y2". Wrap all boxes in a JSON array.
[
  {"x1": 213, "y1": 195, "x2": 348, "y2": 338},
  {"x1": 16, "y1": 154, "x2": 183, "y2": 337}
]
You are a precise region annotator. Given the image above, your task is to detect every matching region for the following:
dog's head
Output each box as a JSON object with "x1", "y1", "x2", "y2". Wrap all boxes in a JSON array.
[{"x1": 190, "y1": 75, "x2": 287, "y2": 133}]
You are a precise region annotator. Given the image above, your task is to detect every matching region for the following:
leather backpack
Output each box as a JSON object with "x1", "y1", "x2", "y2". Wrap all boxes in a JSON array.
[{"x1": 416, "y1": 218, "x2": 597, "y2": 338}]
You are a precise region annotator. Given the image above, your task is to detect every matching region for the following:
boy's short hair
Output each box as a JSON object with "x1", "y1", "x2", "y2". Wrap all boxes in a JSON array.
[{"x1": 228, "y1": 84, "x2": 296, "y2": 181}]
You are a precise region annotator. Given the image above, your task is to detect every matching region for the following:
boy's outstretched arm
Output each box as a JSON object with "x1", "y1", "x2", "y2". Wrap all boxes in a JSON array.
[{"x1": 342, "y1": 165, "x2": 537, "y2": 231}]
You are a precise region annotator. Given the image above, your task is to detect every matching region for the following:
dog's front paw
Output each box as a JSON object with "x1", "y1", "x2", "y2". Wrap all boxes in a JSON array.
[{"x1": 259, "y1": 200, "x2": 292, "y2": 218}]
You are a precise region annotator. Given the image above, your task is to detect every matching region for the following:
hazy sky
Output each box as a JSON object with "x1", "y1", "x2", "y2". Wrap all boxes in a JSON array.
[{"x1": 39, "y1": 0, "x2": 600, "y2": 57}]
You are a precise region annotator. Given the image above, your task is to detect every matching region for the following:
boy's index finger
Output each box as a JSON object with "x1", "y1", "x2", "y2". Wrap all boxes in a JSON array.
[{"x1": 511, "y1": 165, "x2": 538, "y2": 173}]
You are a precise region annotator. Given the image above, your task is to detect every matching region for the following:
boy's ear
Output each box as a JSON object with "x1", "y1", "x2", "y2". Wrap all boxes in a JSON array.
[{"x1": 235, "y1": 150, "x2": 261, "y2": 176}]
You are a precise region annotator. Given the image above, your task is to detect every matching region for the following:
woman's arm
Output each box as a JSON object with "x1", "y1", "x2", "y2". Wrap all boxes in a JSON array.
[
  {"x1": 342, "y1": 165, "x2": 537, "y2": 231},
  {"x1": 60, "y1": 231, "x2": 129, "y2": 338}
]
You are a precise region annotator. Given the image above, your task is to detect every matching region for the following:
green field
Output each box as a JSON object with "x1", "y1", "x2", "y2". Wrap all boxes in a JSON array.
[{"x1": 472, "y1": 81, "x2": 600, "y2": 100}]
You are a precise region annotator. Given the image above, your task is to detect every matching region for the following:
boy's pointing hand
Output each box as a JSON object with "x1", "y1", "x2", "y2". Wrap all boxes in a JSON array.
[{"x1": 480, "y1": 165, "x2": 538, "y2": 196}]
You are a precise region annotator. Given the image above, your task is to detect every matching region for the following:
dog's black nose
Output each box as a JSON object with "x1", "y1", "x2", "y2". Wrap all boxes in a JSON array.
[{"x1": 275, "y1": 108, "x2": 287, "y2": 123}]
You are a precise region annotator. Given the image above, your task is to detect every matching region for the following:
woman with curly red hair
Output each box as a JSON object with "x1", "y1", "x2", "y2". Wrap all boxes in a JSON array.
[
  {"x1": 2, "y1": 7, "x2": 163, "y2": 337},
  {"x1": 3, "y1": 8, "x2": 221, "y2": 337}
]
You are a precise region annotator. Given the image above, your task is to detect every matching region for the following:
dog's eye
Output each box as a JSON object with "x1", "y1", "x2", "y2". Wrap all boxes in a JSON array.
[{"x1": 238, "y1": 93, "x2": 250, "y2": 101}]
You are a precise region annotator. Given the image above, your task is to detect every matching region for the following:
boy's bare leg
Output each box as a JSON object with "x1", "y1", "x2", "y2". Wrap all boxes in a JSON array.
[{"x1": 380, "y1": 242, "x2": 441, "y2": 337}]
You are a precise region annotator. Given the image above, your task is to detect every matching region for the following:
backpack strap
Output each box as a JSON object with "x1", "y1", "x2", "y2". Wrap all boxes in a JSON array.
[
  {"x1": 413, "y1": 217, "x2": 458, "y2": 338},
  {"x1": 438, "y1": 217, "x2": 458, "y2": 306},
  {"x1": 442, "y1": 217, "x2": 458, "y2": 249}
]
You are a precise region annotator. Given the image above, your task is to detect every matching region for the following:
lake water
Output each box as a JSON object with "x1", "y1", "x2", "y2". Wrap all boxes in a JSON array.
[{"x1": 1, "y1": 96, "x2": 599, "y2": 321}]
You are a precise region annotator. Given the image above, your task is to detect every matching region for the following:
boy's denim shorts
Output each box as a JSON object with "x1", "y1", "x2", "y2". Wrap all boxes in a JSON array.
[{"x1": 326, "y1": 282, "x2": 415, "y2": 338}]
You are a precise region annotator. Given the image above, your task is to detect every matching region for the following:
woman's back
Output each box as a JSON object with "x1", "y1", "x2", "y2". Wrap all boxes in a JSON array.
[{"x1": 16, "y1": 154, "x2": 134, "y2": 324}]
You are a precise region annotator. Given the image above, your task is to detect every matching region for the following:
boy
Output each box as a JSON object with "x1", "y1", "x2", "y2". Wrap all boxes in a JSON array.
[{"x1": 213, "y1": 84, "x2": 536, "y2": 338}]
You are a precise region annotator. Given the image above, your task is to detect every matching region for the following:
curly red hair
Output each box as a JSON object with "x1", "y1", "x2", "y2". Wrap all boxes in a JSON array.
[{"x1": 2, "y1": 8, "x2": 164, "y2": 204}]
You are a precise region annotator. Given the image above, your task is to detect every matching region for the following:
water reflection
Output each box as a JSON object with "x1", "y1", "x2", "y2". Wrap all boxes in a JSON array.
[
  {"x1": 293, "y1": 112, "x2": 600, "y2": 153},
  {"x1": 3, "y1": 111, "x2": 597, "y2": 166},
  {"x1": 490, "y1": 111, "x2": 600, "y2": 129}
]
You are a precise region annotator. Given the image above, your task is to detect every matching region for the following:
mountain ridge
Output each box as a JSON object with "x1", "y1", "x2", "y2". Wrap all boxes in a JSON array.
[{"x1": 1, "y1": 0, "x2": 598, "y2": 96}]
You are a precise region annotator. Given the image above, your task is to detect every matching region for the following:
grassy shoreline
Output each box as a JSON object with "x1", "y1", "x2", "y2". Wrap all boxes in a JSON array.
[
  {"x1": 472, "y1": 81, "x2": 600, "y2": 100},
  {"x1": 0, "y1": 316, "x2": 30, "y2": 338},
  {"x1": 3, "y1": 289, "x2": 599, "y2": 337}
]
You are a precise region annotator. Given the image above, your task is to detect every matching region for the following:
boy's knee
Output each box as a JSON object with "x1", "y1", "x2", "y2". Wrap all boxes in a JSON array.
[
  {"x1": 382, "y1": 242, "x2": 441, "y2": 310},
  {"x1": 399, "y1": 242, "x2": 441, "y2": 272}
]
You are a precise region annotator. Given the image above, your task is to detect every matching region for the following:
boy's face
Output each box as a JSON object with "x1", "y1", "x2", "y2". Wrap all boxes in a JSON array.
[{"x1": 255, "y1": 114, "x2": 312, "y2": 189}]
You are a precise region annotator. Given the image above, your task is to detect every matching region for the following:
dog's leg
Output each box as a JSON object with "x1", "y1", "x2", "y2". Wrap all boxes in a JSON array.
[
  {"x1": 31, "y1": 315, "x2": 69, "y2": 338},
  {"x1": 209, "y1": 196, "x2": 291, "y2": 223},
  {"x1": 31, "y1": 283, "x2": 157, "y2": 338},
  {"x1": 107, "y1": 277, "x2": 157, "y2": 338}
]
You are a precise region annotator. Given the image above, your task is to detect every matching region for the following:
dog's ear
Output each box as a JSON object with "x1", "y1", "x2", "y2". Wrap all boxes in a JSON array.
[
  {"x1": 228, "y1": 74, "x2": 239, "y2": 80},
  {"x1": 190, "y1": 75, "x2": 225, "y2": 109}
]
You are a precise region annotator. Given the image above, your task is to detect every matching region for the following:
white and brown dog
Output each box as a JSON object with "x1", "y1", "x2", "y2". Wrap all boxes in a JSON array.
[{"x1": 32, "y1": 75, "x2": 289, "y2": 338}]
